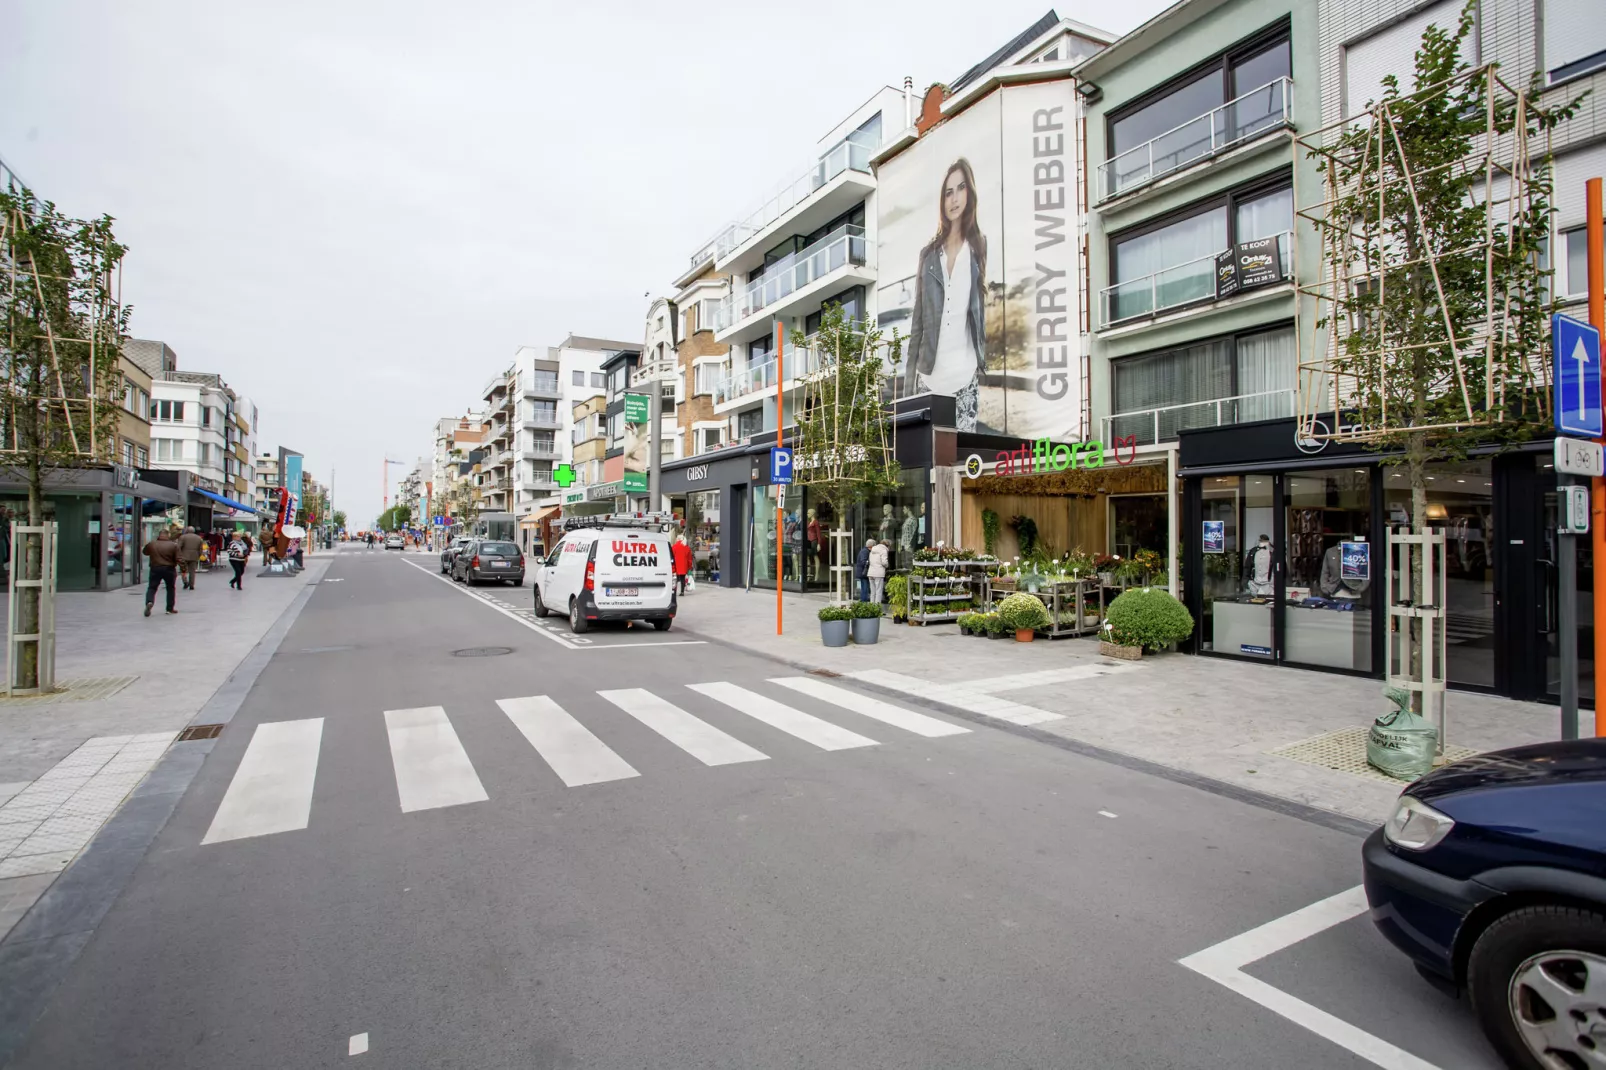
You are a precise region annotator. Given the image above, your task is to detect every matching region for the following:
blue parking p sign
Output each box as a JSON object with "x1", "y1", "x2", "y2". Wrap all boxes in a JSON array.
[
  {"x1": 1554, "y1": 314, "x2": 1602, "y2": 438},
  {"x1": 770, "y1": 446, "x2": 793, "y2": 485}
]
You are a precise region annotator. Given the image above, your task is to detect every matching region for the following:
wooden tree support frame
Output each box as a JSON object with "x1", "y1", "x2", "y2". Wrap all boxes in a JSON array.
[
  {"x1": 1384, "y1": 526, "x2": 1448, "y2": 757},
  {"x1": 7, "y1": 522, "x2": 58, "y2": 696}
]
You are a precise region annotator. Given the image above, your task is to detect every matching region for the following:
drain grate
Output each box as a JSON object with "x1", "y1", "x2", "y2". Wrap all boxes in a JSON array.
[
  {"x1": 178, "y1": 723, "x2": 224, "y2": 741},
  {"x1": 1269, "y1": 725, "x2": 1479, "y2": 784},
  {"x1": 451, "y1": 646, "x2": 514, "y2": 658},
  {"x1": 808, "y1": 668, "x2": 842, "y2": 678}
]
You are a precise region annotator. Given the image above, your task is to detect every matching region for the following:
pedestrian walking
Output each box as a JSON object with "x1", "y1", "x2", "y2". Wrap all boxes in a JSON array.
[
  {"x1": 227, "y1": 529, "x2": 252, "y2": 590},
  {"x1": 142, "y1": 527, "x2": 181, "y2": 617},
  {"x1": 176, "y1": 526, "x2": 204, "y2": 590},
  {"x1": 856, "y1": 539, "x2": 873, "y2": 602},
  {"x1": 868, "y1": 538, "x2": 890, "y2": 606},
  {"x1": 671, "y1": 533, "x2": 692, "y2": 597}
]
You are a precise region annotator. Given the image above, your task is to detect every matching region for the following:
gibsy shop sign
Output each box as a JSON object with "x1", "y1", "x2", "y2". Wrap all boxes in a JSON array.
[{"x1": 979, "y1": 436, "x2": 1138, "y2": 477}]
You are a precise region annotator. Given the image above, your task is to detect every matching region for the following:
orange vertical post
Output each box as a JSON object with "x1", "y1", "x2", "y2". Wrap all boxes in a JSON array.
[
  {"x1": 776, "y1": 322, "x2": 785, "y2": 635},
  {"x1": 1588, "y1": 177, "x2": 1604, "y2": 737}
]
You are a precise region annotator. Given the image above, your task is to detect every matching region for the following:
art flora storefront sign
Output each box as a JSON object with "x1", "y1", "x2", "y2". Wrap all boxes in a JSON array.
[{"x1": 965, "y1": 436, "x2": 1139, "y2": 477}]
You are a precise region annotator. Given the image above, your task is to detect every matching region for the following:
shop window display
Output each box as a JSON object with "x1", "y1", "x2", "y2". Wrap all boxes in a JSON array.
[
  {"x1": 1201, "y1": 474, "x2": 1274, "y2": 658},
  {"x1": 1282, "y1": 469, "x2": 1371, "y2": 671}
]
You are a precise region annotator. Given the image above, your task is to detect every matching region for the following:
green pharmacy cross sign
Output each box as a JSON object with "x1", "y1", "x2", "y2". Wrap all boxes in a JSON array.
[{"x1": 554, "y1": 463, "x2": 577, "y2": 488}]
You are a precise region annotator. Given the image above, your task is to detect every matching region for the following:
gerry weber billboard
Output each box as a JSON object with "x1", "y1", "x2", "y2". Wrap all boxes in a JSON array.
[{"x1": 876, "y1": 80, "x2": 1082, "y2": 441}]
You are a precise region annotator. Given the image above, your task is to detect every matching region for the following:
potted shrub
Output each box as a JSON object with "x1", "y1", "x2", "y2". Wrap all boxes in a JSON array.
[
  {"x1": 849, "y1": 600, "x2": 882, "y2": 644},
  {"x1": 818, "y1": 604, "x2": 852, "y2": 647},
  {"x1": 1101, "y1": 587, "x2": 1195, "y2": 659},
  {"x1": 1113, "y1": 557, "x2": 1148, "y2": 587},
  {"x1": 983, "y1": 613, "x2": 1010, "y2": 639},
  {"x1": 997, "y1": 592, "x2": 1051, "y2": 643},
  {"x1": 1094, "y1": 554, "x2": 1118, "y2": 585},
  {"x1": 885, "y1": 575, "x2": 908, "y2": 623}
]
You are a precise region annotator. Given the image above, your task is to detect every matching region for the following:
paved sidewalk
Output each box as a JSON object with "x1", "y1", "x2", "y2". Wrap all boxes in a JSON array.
[
  {"x1": 675, "y1": 584, "x2": 1560, "y2": 827},
  {"x1": 0, "y1": 552, "x2": 331, "y2": 935}
]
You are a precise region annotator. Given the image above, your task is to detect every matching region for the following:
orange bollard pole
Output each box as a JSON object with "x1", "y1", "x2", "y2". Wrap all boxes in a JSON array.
[
  {"x1": 776, "y1": 321, "x2": 785, "y2": 636},
  {"x1": 1587, "y1": 177, "x2": 1604, "y2": 737}
]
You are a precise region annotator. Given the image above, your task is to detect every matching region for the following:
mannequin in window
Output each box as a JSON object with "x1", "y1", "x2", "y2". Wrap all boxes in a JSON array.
[
  {"x1": 1244, "y1": 534, "x2": 1274, "y2": 596},
  {"x1": 1319, "y1": 543, "x2": 1370, "y2": 600},
  {"x1": 900, "y1": 506, "x2": 918, "y2": 552}
]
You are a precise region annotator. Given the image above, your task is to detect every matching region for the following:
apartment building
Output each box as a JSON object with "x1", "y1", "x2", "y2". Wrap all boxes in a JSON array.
[
  {"x1": 114, "y1": 352, "x2": 152, "y2": 470},
  {"x1": 529, "y1": 334, "x2": 631, "y2": 512},
  {"x1": 254, "y1": 452, "x2": 279, "y2": 515},
  {"x1": 638, "y1": 299, "x2": 685, "y2": 462},
  {"x1": 564, "y1": 394, "x2": 609, "y2": 522},
  {"x1": 667, "y1": 265, "x2": 734, "y2": 460}
]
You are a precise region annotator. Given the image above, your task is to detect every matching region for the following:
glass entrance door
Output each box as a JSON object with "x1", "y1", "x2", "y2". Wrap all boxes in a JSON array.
[{"x1": 1199, "y1": 474, "x2": 1277, "y2": 659}]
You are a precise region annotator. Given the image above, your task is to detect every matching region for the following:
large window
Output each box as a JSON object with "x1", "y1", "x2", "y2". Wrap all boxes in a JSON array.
[
  {"x1": 154, "y1": 438, "x2": 182, "y2": 462},
  {"x1": 694, "y1": 363, "x2": 722, "y2": 396},
  {"x1": 152, "y1": 400, "x2": 185, "y2": 423},
  {"x1": 1111, "y1": 325, "x2": 1294, "y2": 442},
  {"x1": 805, "y1": 286, "x2": 866, "y2": 335},
  {"x1": 737, "y1": 408, "x2": 765, "y2": 440},
  {"x1": 1106, "y1": 24, "x2": 1291, "y2": 194},
  {"x1": 1544, "y1": 0, "x2": 1606, "y2": 83},
  {"x1": 1344, "y1": 2, "x2": 1471, "y2": 117}
]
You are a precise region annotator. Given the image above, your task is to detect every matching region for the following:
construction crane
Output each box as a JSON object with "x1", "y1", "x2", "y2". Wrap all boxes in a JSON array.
[{"x1": 382, "y1": 457, "x2": 408, "y2": 526}]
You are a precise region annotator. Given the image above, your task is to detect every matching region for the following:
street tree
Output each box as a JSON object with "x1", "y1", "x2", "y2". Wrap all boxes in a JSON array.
[{"x1": 331, "y1": 510, "x2": 347, "y2": 531}]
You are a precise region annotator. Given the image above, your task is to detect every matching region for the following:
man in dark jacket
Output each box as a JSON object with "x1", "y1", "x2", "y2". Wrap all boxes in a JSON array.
[
  {"x1": 142, "y1": 528, "x2": 182, "y2": 617},
  {"x1": 176, "y1": 526, "x2": 204, "y2": 589},
  {"x1": 856, "y1": 539, "x2": 872, "y2": 603}
]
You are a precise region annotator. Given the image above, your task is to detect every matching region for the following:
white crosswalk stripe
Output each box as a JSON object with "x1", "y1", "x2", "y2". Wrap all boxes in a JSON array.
[
  {"x1": 384, "y1": 706, "x2": 488, "y2": 812},
  {"x1": 768, "y1": 677, "x2": 971, "y2": 738},
  {"x1": 687, "y1": 682, "x2": 879, "y2": 751},
  {"x1": 498, "y1": 696, "x2": 640, "y2": 787},
  {"x1": 846, "y1": 669, "x2": 1064, "y2": 726},
  {"x1": 202, "y1": 718, "x2": 324, "y2": 845},
  {"x1": 598, "y1": 688, "x2": 769, "y2": 766}
]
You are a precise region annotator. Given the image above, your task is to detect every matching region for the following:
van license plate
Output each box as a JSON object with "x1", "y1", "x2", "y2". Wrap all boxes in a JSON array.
[
  {"x1": 607, "y1": 586, "x2": 638, "y2": 597},
  {"x1": 489, "y1": 561, "x2": 507, "y2": 568}
]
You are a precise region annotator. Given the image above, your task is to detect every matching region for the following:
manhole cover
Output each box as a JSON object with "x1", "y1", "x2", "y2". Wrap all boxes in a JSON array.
[
  {"x1": 178, "y1": 723, "x2": 224, "y2": 741},
  {"x1": 451, "y1": 646, "x2": 514, "y2": 658},
  {"x1": 808, "y1": 668, "x2": 842, "y2": 678}
]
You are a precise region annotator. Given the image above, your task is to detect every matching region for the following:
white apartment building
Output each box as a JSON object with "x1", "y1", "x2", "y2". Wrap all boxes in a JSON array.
[
  {"x1": 534, "y1": 334, "x2": 632, "y2": 508},
  {"x1": 149, "y1": 373, "x2": 232, "y2": 492},
  {"x1": 253, "y1": 453, "x2": 279, "y2": 515},
  {"x1": 637, "y1": 300, "x2": 684, "y2": 462}
]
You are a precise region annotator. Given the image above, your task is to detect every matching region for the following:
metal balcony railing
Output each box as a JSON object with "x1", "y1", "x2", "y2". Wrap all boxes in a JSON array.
[
  {"x1": 1101, "y1": 231, "x2": 1292, "y2": 326},
  {"x1": 1101, "y1": 388, "x2": 1294, "y2": 445},
  {"x1": 712, "y1": 224, "x2": 871, "y2": 332},
  {"x1": 523, "y1": 412, "x2": 559, "y2": 430},
  {"x1": 523, "y1": 376, "x2": 561, "y2": 399},
  {"x1": 1099, "y1": 79, "x2": 1293, "y2": 200},
  {"x1": 713, "y1": 343, "x2": 822, "y2": 405}
]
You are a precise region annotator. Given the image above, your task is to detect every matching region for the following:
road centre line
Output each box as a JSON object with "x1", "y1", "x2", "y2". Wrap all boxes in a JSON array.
[{"x1": 1179, "y1": 885, "x2": 1442, "y2": 1070}]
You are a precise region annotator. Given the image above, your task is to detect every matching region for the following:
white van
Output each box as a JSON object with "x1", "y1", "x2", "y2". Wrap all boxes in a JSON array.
[{"x1": 532, "y1": 515, "x2": 676, "y2": 633}]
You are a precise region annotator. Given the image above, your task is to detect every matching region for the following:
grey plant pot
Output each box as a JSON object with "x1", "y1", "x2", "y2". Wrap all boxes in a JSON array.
[
  {"x1": 820, "y1": 619, "x2": 850, "y2": 647},
  {"x1": 851, "y1": 617, "x2": 880, "y2": 645}
]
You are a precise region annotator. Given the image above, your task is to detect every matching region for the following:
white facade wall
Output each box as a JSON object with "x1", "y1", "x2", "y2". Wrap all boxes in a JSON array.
[{"x1": 149, "y1": 379, "x2": 228, "y2": 488}]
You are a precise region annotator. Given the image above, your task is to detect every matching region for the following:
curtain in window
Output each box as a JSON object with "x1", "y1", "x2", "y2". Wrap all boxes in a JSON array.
[
  {"x1": 1235, "y1": 187, "x2": 1294, "y2": 273},
  {"x1": 1112, "y1": 209, "x2": 1227, "y2": 319},
  {"x1": 1234, "y1": 327, "x2": 1295, "y2": 422},
  {"x1": 1112, "y1": 339, "x2": 1233, "y2": 443}
]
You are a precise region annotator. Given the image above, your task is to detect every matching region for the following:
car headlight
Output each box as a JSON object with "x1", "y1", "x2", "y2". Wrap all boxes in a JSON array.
[{"x1": 1383, "y1": 795, "x2": 1456, "y2": 851}]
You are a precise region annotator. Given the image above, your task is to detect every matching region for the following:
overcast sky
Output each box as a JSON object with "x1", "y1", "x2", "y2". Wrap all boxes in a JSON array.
[{"x1": 1, "y1": 0, "x2": 1173, "y2": 527}]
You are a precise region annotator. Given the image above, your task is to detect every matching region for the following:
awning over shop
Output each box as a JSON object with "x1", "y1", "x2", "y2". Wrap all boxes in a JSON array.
[
  {"x1": 520, "y1": 505, "x2": 558, "y2": 528},
  {"x1": 190, "y1": 487, "x2": 260, "y2": 516}
]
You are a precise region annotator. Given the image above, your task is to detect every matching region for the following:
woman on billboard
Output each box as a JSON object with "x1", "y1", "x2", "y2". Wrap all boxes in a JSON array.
[{"x1": 903, "y1": 158, "x2": 987, "y2": 431}]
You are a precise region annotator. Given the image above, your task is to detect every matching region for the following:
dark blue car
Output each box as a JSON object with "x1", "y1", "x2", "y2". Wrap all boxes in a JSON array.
[{"x1": 1362, "y1": 738, "x2": 1606, "y2": 1069}]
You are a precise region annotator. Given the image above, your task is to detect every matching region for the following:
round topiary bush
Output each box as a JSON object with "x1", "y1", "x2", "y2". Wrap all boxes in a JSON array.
[
  {"x1": 1104, "y1": 587, "x2": 1194, "y2": 651},
  {"x1": 997, "y1": 592, "x2": 1051, "y2": 632}
]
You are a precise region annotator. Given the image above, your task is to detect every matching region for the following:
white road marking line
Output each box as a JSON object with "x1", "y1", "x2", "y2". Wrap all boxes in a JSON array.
[
  {"x1": 348, "y1": 1032, "x2": 369, "y2": 1055},
  {"x1": 201, "y1": 719, "x2": 324, "y2": 845},
  {"x1": 1098, "y1": 810, "x2": 1118, "y2": 818},
  {"x1": 769, "y1": 677, "x2": 970, "y2": 738},
  {"x1": 497, "y1": 696, "x2": 640, "y2": 787},
  {"x1": 396, "y1": 556, "x2": 588, "y2": 648},
  {"x1": 846, "y1": 669, "x2": 1064, "y2": 726},
  {"x1": 688, "y1": 682, "x2": 878, "y2": 751},
  {"x1": 965, "y1": 664, "x2": 1138, "y2": 692},
  {"x1": 598, "y1": 688, "x2": 768, "y2": 766},
  {"x1": 383, "y1": 706, "x2": 488, "y2": 813},
  {"x1": 1180, "y1": 885, "x2": 1442, "y2": 1070}
]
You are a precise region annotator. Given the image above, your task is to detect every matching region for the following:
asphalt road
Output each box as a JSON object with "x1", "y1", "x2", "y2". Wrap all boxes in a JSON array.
[{"x1": 6, "y1": 545, "x2": 1500, "y2": 1069}]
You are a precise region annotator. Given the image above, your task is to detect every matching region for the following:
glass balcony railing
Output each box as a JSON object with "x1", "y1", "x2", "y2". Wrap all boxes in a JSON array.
[
  {"x1": 524, "y1": 376, "x2": 560, "y2": 399},
  {"x1": 1099, "y1": 79, "x2": 1293, "y2": 200},
  {"x1": 712, "y1": 225, "x2": 871, "y2": 333},
  {"x1": 1102, "y1": 389, "x2": 1294, "y2": 445},
  {"x1": 713, "y1": 344, "x2": 823, "y2": 405},
  {"x1": 694, "y1": 131, "x2": 880, "y2": 266},
  {"x1": 1101, "y1": 231, "x2": 1292, "y2": 326}
]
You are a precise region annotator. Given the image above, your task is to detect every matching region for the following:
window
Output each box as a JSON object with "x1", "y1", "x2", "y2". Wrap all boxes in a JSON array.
[
  {"x1": 120, "y1": 439, "x2": 135, "y2": 466},
  {"x1": 197, "y1": 442, "x2": 211, "y2": 466},
  {"x1": 590, "y1": 372, "x2": 605, "y2": 388},
  {"x1": 1039, "y1": 48, "x2": 1059, "y2": 62},
  {"x1": 805, "y1": 286, "x2": 866, "y2": 335},
  {"x1": 698, "y1": 427, "x2": 723, "y2": 453},
  {"x1": 572, "y1": 369, "x2": 585, "y2": 386},
  {"x1": 608, "y1": 411, "x2": 624, "y2": 443},
  {"x1": 202, "y1": 406, "x2": 212, "y2": 427},
  {"x1": 694, "y1": 363, "x2": 722, "y2": 396},
  {"x1": 152, "y1": 399, "x2": 186, "y2": 423},
  {"x1": 155, "y1": 438, "x2": 182, "y2": 462},
  {"x1": 531, "y1": 432, "x2": 555, "y2": 452},
  {"x1": 660, "y1": 437, "x2": 676, "y2": 461},
  {"x1": 737, "y1": 408, "x2": 765, "y2": 440},
  {"x1": 1106, "y1": 24, "x2": 1290, "y2": 194},
  {"x1": 1544, "y1": 0, "x2": 1606, "y2": 83},
  {"x1": 531, "y1": 402, "x2": 556, "y2": 422},
  {"x1": 137, "y1": 446, "x2": 149, "y2": 467},
  {"x1": 699, "y1": 299, "x2": 722, "y2": 331},
  {"x1": 1344, "y1": 2, "x2": 1470, "y2": 118},
  {"x1": 1110, "y1": 325, "x2": 1294, "y2": 442},
  {"x1": 747, "y1": 335, "x2": 774, "y2": 367},
  {"x1": 607, "y1": 366, "x2": 627, "y2": 397}
]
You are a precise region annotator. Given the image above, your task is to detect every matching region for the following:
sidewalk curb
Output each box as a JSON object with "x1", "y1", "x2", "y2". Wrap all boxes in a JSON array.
[
  {"x1": 0, "y1": 563, "x2": 328, "y2": 1065},
  {"x1": 678, "y1": 622, "x2": 1377, "y2": 841}
]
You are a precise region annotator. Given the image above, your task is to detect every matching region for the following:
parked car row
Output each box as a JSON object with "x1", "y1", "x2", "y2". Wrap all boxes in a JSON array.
[{"x1": 440, "y1": 537, "x2": 525, "y2": 586}]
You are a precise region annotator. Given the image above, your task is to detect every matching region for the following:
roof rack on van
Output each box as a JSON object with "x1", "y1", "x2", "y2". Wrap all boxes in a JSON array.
[{"x1": 556, "y1": 512, "x2": 676, "y2": 532}]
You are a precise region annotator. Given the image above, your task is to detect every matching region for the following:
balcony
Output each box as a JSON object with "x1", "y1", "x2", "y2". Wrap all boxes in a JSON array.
[
  {"x1": 522, "y1": 444, "x2": 561, "y2": 461},
  {"x1": 523, "y1": 376, "x2": 561, "y2": 400},
  {"x1": 481, "y1": 370, "x2": 511, "y2": 403},
  {"x1": 711, "y1": 131, "x2": 879, "y2": 275},
  {"x1": 1098, "y1": 79, "x2": 1293, "y2": 202},
  {"x1": 522, "y1": 412, "x2": 560, "y2": 431},
  {"x1": 1100, "y1": 231, "x2": 1292, "y2": 328},
  {"x1": 1101, "y1": 388, "x2": 1294, "y2": 445},
  {"x1": 713, "y1": 344, "x2": 822, "y2": 410},
  {"x1": 712, "y1": 225, "x2": 874, "y2": 345}
]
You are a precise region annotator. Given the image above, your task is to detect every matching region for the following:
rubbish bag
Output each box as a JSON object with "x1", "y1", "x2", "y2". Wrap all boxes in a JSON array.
[{"x1": 1367, "y1": 687, "x2": 1438, "y2": 781}]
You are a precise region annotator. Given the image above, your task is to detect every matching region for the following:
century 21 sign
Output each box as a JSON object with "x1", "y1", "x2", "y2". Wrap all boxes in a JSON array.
[{"x1": 964, "y1": 435, "x2": 1139, "y2": 478}]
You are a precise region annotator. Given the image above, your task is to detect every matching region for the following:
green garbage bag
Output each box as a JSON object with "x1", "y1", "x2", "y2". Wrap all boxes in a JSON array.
[{"x1": 1367, "y1": 687, "x2": 1438, "y2": 781}]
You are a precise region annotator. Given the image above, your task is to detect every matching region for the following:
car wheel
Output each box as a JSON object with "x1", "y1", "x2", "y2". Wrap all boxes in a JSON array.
[
  {"x1": 569, "y1": 597, "x2": 589, "y2": 634},
  {"x1": 652, "y1": 618, "x2": 672, "y2": 631},
  {"x1": 1468, "y1": 904, "x2": 1606, "y2": 1070},
  {"x1": 533, "y1": 588, "x2": 549, "y2": 617},
  {"x1": 511, "y1": 577, "x2": 523, "y2": 587}
]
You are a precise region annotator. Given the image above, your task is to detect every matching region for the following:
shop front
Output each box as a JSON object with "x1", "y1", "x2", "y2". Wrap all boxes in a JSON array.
[
  {"x1": 1179, "y1": 417, "x2": 1574, "y2": 703},
  {"x1": 0, "y1": 465, "x2": 186, "y2": 592}
]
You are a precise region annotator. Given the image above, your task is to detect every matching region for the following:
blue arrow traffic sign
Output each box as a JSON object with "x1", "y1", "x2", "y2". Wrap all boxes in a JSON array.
[
  {"x1": 1554, "y1": 314, "x2": 1602, "y2": 438},
  {"x1": 770, "y1": 446, "x2": 793, "y2": 485}
]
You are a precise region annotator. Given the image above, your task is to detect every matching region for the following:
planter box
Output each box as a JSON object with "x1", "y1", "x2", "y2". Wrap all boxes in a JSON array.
[
  {"x1": 1099, "y1": 640, "x2": 1142, "y2": 661},
  {"x1": 851, "y1": 617, "x2": 881, "y2": 645},
  {"x1": 820, "y1": 619, "x2": 850, "y2": 647}
]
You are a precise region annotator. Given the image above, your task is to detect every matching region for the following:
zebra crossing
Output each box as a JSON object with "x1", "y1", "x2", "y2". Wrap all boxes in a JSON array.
[{"x1": 199, "y1": 678, "x2": 971, "y2": 846}]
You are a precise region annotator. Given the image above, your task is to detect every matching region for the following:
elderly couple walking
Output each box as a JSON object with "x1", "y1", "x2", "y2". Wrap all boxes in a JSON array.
[
  {"x1": 855, "y1": 538, "x2": 890, "y2": 604},
  {"x1": 142, "y1": 526, "x2": 252, "y2": 617}
]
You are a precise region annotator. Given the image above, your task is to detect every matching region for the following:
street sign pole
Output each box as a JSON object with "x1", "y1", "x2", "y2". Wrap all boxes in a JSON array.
[
  {"x1": 1589, "y1": 175, "x2": 1605, "y2": 738},
  {"x1": 775, "y1": 321, "x2": 784, "y2": 636},
  {"x1": 1561, "y1": 473, "x2": 1580, "y2": 740}
]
